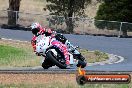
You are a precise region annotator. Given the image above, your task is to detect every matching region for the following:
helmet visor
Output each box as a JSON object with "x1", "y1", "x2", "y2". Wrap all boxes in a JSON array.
[{"x1": 32, "y1": 28, "x2": 39, "y2": 35}]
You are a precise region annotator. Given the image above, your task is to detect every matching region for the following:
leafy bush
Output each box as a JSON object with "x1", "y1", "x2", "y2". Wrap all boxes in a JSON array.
[{"x1": 94, "y1": 0, "x2": 132, "y2": 36}]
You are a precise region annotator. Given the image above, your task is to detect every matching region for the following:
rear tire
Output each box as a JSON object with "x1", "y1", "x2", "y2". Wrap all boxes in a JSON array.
[
  {"x1": 46, "y1": 51, "x2": 67, "y2": 69},
  {"x1": 42, "y1": 62, "x2": 50, "y2": 69},
  {"x1": 42, "y1": 59, "x2": 53, "y2": 69}
]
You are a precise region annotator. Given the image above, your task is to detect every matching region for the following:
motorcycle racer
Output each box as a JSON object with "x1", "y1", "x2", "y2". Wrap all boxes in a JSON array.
[
  {"x1": 30, "y1": 22, "x2": 71, "y2": 65},
  {"x1": 31, "y1": 22, "x2": 52, "y2": 52}
]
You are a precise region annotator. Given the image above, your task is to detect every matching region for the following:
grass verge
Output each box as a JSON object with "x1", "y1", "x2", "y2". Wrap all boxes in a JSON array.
[
  {"x1": 0, "y1": 39, "x2": 40, "y2": 67},
  {"x1": 80, "y1": 49, "x2": 108, "y2": 63},
  {"x1": 0, "y1": 39, "x2": 108, "y2": 67}
]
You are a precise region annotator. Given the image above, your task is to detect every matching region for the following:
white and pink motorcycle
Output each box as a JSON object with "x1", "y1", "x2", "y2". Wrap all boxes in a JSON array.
[{"x1": 36, "y1": 34, "x2": 87, "y2": 69}]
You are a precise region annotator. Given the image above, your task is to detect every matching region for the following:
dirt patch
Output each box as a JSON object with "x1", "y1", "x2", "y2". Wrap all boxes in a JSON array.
[{"x1": 0, "y1": 74, "x2": 76, "y2": 85}]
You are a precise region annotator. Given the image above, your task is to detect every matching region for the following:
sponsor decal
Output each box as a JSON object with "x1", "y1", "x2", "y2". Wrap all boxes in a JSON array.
[{"x1": 76, "y1": 67, "x2": 131, "y2": 85}]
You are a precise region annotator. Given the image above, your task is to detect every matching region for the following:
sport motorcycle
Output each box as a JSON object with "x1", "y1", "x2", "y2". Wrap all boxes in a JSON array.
[{"x1": 35, "y1": 34, "x2": 87, "y2": 69}]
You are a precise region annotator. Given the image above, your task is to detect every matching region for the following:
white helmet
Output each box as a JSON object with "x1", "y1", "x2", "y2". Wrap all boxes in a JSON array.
[{"x1": 31, "y1": 22, "x2": 41, "y2": 35}]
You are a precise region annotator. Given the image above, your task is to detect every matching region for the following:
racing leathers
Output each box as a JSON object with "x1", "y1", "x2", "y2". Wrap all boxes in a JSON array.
[{"x1": 31, "y1": 27, "x2": 71, "y2": 65}]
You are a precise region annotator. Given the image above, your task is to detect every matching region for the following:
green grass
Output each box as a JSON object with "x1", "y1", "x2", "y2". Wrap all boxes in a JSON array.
[
  {"x1": 0, "y1": 45, "x2": 40, "y2": 67},
  {"x1": 93, "y1": 50, "x2": 108, "y2": 62},
  {"x1": 80, "y1": 49, "x2": 108, "y2": 63},
  {"x1": 0, "y1": 45, "x2": 25, "y2": 65}
]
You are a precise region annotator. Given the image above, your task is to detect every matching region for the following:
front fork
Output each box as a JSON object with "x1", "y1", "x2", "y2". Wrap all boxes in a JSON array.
[{"x1": 65, "y1": 40, "x2": 84, "y2": 65}]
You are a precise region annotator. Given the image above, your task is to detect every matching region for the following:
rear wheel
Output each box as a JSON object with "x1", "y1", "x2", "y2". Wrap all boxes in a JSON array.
[
  {"x1": 42, "y1": 58, "x2": 53, "y2": 69},
  {"x1": 46, "y1": 50, "x2": 67, "y2": 69}
]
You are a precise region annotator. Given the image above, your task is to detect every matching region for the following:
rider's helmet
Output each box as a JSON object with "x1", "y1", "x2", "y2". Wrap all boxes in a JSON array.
[
  {"x1": 55, "y1": 33, "x2": 67, "y2": 44},
  {"x1": 31, "y1": 22, "x2": 42, "y2": 36}
]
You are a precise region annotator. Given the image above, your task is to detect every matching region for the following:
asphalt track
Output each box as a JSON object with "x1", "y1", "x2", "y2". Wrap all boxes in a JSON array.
[{"x1": 0, "y1": 28, "x2": 132, "y2": 71}]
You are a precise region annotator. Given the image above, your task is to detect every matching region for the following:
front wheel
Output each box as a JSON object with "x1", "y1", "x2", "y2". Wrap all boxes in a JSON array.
[
  {"x1": 76, "y1": 60, "x2": 87, "y2": 68},
  {"x1": 46, "y1": 51, "x2": 67, "y2": 69},
  {"x1": 73, "y1": 54, "x2": 87, "y2": 68},
  {"x1": 73, "y1": 54, "x2": 86, "y2": 62}
]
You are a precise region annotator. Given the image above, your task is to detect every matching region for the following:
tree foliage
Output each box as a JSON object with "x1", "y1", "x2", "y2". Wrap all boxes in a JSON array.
[
  {"x1": 46, "y1": 0, "x2": 91, "y2": 16},
  {"x1": 46, "y1": 0, "x2": 91, "y2": 33},
  {"x1": 94, "y1": 0, "x2": 132, "y2": 37}
]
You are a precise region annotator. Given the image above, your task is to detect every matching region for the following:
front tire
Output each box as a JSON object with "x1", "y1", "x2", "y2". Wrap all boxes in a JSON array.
[
  {"x1": 73, "y1": 54, "x2": 87, "y2": 68},
  {"x1": 46, "y1": 51, "x2": 67, "y2": 69},
  {"x1": 76, "y1": 60, "x2": 87, "y2": 68}
]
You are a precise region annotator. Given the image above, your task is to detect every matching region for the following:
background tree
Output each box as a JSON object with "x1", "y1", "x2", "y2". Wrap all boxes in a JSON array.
[
  {"x1": 94, "y1": 0, "x2": 132, "y2": 37},
  {"x1": 46, "y1": 0, "x2": 91, "y2": 33},
  {"x1": 8, "y1": 0, "x2": 21, "y2": 26}
]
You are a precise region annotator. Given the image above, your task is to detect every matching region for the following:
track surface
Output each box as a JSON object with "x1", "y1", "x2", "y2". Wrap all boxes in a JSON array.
[{"x1": 0, "y1": 28, "x2": 132, "y2": 71}]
